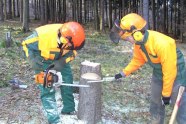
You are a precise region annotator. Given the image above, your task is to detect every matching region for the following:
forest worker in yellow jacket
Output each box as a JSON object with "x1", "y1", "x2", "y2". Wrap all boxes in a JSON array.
[
  {"x1": 22, "y1": 22, "x2": 85, "y2": 124},
  {"x1": 110, "y1": 13, "x2": 186, "y2": 124}
]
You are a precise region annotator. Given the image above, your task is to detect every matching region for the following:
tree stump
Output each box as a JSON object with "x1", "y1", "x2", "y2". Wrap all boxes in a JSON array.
[
  {"x1": 5, "y1": 32, "x2": 12, "y2": 47},
  {"x1": 80, "y1": 60, "x2": 102, "y2": 77},
  {"x1": 74, "y1": 60, "x2": 102, "y2": 93},
  {"x1": 77, "y1": 61, "x2": 102, "y2": 124}
]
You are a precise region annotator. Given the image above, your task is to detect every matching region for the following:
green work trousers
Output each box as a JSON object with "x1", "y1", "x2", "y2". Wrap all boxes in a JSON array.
[
  {"x1": 36, "y1": 60, "x2": 75, "y2": 124},
  {"x1": 150, "y1": 74, "x2": 186, "y2": 124}
]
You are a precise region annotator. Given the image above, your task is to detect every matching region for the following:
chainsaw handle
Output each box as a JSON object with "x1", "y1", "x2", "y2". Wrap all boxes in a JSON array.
[{"x1": 43, "y1": 64, "x2": 55, "y2": 88}]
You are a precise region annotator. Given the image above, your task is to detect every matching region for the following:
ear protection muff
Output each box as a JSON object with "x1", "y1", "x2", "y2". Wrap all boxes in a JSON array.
[
  {"x1": 130, "y1": 25, "x2": 143, "y2": 42},
  {"x1": 60, "y1": 37, "x2": 68, "y2": 44},
  {"x1": 132, "y1": 31, "x2": 143, "y2": 42},
  {"x1": 59, "y1": 36, "x2": 74, "y2": 50},
  {"x1": 57, "y1": 30, "x2": 71, "y2": 49}
]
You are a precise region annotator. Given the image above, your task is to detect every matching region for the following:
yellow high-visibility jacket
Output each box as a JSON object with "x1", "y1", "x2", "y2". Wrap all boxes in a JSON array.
[
  {"x1": 122, "y1": 30, "x2": 186, "y2": 97},
  {"x1": 22, "y1": 24, "x2": 77, "y2": 63}
]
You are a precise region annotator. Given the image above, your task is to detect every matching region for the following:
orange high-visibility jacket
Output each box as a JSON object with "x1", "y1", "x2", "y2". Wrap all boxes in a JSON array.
[{"x1": 122, "y1": 30, "x2": 185, "y2": 97}]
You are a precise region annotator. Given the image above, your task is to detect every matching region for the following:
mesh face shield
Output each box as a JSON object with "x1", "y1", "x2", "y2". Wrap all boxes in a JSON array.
[{"x1": 109, "y1": 19, "x2": 126, "y2": 44}]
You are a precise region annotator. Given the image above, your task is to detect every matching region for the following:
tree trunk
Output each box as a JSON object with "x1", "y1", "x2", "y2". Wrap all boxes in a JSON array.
[
  {"x1": 62, "y1": 0, "x2": 66, "y2": 22},
  {"x1": 94, "y1": 0, "x2": 99, "y2": 31},
  {"x1": 176, "y1": 0, "x2": 180, "y2": 38},
  {"x1": 121, "y1": 0, "x2": 125, "y2": 16},
  {"x1": 44, "y1": 0, "x2": 48, "y2": 22},
  {"x1": 22, "y1": 0, "x2": 29, "y2": 32},
  {"x1": 84, "y1": 0, "x2": 87, "y2": 23},
  {"x1": 16, "y1": 0, "x2": 19, "y2": 17},
  {"x1": 180, "y1": 0, "x2": 185, "y2": 42},
  {"x1": 53, "y1": 0, "x2": 57, "y2": 22},
  {"x1": 33, "y1": 0, "x2": 37, "y2": 20},
  {"x1": 170, "y1": 0, "x2": 173, "y2": 34},
  {"x1": 151, "y1": 0, "x2": 155, "y2": 30},
  {"x1": 0, "y1": 0, "x2": 4, "y2": 22},
  {"x1": 143, "y1": 0, "x2": 149, "y2": 29},
  {"x1": 57, "y1": 0, "x2": 61, "y2": 21},
  {"x1": 108, "y1": 0, "x2": 112, "y2": 29},
  {"x1": 79, "y1": 0, "x2": 82, "y2": 23},
  {"x1": 7, "y1": 0, "x2": 12, "y2": 19},
  {"x1": 49, "y1": 0, "x2": 54, "y2": 22},
  {"x1": 162, "y1": 0, "x2": 166, "y2": 33},
  {"x1": 12, "y1": 0, "x2": 15, "y2": 18},
  {"x1": 72, "y1": 0, "x2": 77, "y2": 21},
  {"x1": 40, "y1": 0, "x2": 45, "y2": 24},
  {"x1": 87, "y1": 0, "x2": 89, "y2": 21},
  {"x1": 99, "y1": 0, "x2": 104, "y2": 31},
  {"x1": 113, "y1": 0, "x2": 116, "y2": 19},
  {"x1": 183, "y1": 1, "x2": 186, "y2": 42},
  {"x1": 78, "y1": 61, "x2": 102, "y2": 124},
  {"x1": 3, "y1": 0, "x2": 7, "y2": 20},
  {"x1": 77, "y1": 0, "x2": 79, "y2": 22},
  {"x1": 19, "y1": 0, "x2": 23, "y2": 22}
]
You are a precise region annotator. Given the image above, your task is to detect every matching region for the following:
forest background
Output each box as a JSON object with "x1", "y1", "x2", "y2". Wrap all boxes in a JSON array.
[{"x1": 0, "y1": 0, "x2": 186, "y2": 123}]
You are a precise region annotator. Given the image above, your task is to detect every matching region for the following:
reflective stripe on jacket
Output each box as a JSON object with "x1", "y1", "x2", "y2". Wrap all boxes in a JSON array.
[{"x1": 123, "y1": 30, "x2": 186, "y2": 97}]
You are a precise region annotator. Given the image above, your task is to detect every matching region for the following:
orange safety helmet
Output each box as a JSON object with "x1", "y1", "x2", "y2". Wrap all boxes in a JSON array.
[
  {"x1": 110, "y1": 13, "x2": 146, "y2": 43},
  {"x1": 59, "y1": 22, "x2": 85, "y2": 50}
]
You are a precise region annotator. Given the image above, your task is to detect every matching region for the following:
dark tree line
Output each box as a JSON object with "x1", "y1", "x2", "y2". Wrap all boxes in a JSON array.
[{"x1": 0, "y1": 0, "x2": 186, "y2": 42}]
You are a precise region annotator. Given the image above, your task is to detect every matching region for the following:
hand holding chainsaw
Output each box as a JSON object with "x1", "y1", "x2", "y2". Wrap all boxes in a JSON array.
[
  {"x1": 35, "y1": 70, "x2": 62, "y2": 88},
  {"x1": 35, "y1": 69, "x2": 89, "y2": 88}
]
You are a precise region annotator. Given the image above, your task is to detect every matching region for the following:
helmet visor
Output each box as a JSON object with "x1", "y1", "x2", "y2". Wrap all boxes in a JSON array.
[{"x1": 109, "y1": 19, "x2": 126, "y2": 44}]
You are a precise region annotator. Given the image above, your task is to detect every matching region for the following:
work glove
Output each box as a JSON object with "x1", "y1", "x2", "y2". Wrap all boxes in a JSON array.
[
  {"x1": 50, "y1": 57, "x2": 66, "y2": 72},
  {"x1": 42, "y1": 70, "x2": 63, "y2": 88},
  {"x1": 161, "y1": 96, "x2": 171, "y2": 106},
  {"x1": 115, "y1": 72, "x2": 125, "y2": 80}
]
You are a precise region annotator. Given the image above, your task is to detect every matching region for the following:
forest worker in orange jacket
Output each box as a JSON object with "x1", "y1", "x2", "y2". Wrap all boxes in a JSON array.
[
  {"x1": 110, "y1": 13, "x2": 186, "y2": 124},
  {"x1": 22, "y1": 22, "x2": 85, "y2": 124}
]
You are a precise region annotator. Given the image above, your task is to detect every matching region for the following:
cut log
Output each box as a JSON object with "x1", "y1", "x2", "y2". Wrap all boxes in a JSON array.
[
  {"x1": 78, "y1": 61, "x2": 102, "y2": 124},
  {"x1": 80, "y1": 60, "x2": 102, "y2": 77},
  {"x1": 74, "y1": 60, "x2": 102, "y2": 93}
]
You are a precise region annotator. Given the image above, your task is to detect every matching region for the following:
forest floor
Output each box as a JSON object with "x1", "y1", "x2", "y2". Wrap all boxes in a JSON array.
[{"x1": 0, "y1": 21, "x2": 186, "y2": 124}]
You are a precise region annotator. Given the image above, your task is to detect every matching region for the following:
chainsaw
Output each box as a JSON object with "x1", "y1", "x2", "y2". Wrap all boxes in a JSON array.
[{"x1": 35, "y1": 70, "x2": 90, "y2": 88}]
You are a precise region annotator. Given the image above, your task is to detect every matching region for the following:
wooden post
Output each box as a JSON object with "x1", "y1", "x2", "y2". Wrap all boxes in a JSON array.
[
  {"x1": 5, "y1": 31, "x2": 12, "y2": 47},
  {"x1": 77, "y1": 60, "x2": 102, "y2": 124}
]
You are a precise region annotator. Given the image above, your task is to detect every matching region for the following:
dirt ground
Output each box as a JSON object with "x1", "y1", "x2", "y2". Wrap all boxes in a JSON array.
[{"x1": 0, "y1": 66, "x2": 126, "y2": 124}]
